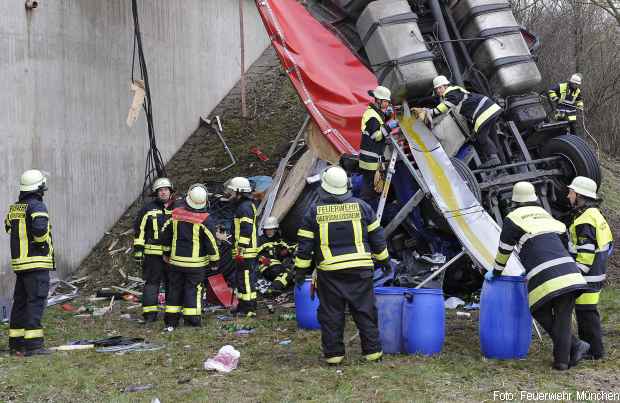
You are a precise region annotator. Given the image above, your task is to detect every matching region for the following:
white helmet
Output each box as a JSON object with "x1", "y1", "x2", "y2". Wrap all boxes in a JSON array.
[
  {"x1": 227, "y1": 177, "x2": 252, "y2": 193},
  {"x1": 569, "y1": 73, "x2": 582, "y2": 86},
  {"x1": 568, "y1": 176, "x2": 597, "y2": 199},
  {"x1": 152, "y1": 177, "x2": 173, "y2": 193},
  {"x1": 512, "y1": 181, "x2": 538, "y2": 203},
  {"x1": 20, "y1": 169, "x2": 47, "y2": 192},
  {"x1": 186, "y1": 184, "x2": 208, "y2": 210},
  {"x1": 433, "y1": 75, "x2": 450, "y2": 89},
  {"x1": 263, "y1": 216, "x2": 279, "y2": 230},
  {"x1": 369, "y1": 85, "x2": 391, "y2": 101},
  {"x1": 321, "y1": 166, "x2": 349, "y2": 196}
]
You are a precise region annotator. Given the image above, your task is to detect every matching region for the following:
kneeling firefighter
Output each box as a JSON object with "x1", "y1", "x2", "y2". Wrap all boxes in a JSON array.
[
  {"x1": 257, "y1": 216, "x2": 296, "y2": 296},
  {"x1": 160, "y1": 184, "x2": 219, "y2": 329},
  {"x1": 489, "y1": 182, "x2": 590, "y2": 370},
  {"x1": 5, "y1": 170, "x2": 54, "y2": 356},
  {"x1": 294, "y1": 166, "x2": 390, "y2": 365},
  {"x1": 566, "y1": 176, "x2": 613, "y2": 360}
]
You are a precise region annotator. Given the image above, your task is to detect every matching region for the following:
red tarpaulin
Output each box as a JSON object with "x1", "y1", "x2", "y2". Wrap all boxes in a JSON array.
[{"x1": 255, "y1": 0, "x2": 378, "y2": 154}]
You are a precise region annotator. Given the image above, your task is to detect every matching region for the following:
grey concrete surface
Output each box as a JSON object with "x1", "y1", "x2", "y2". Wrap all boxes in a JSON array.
[{"x1": 0, "y1": 0, "x2": 269, "y2": 299}]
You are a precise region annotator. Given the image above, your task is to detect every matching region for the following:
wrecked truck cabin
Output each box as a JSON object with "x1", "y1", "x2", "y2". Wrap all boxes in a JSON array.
[{"x1": 254, "y1": 0, "x2": 601, "y2": 296}]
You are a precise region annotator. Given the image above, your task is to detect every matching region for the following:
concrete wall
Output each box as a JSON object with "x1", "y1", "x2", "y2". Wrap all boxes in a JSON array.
[{"x1": 0, "y1": 0, "x2": 269, "y2": 299}]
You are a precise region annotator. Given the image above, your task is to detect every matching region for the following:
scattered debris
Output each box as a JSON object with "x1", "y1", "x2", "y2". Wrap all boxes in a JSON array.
[
  {"x1": 249, "y1": 146, "x2": 269, "y2": 161},
  {"x1": 444, "y1": 297, "x2": 465, "y2": 309},
  {"x1": 61, "y1": 303, "x2": 80, "y2": 313},
  {"x1": 107, "y1": 238, "x2": 119, "y2": 251},
  {"x1": 123, "y1": 384, "x2": 154, "y2": 393},
  {"x1": 234, "y1": 328, "x2": 256, "y2": 336},
  {"x1": 278, "y1": 313, "x2": 295, "y2": 321},
  {"x1": 204, "y1": 345, "x2": 240, "y2": 373},
  {"x1": 456, "y1": 311, "x2": 471, "y2": 318},
  {"x1": 278, "y1": 339, "x2": 292, "y2": 346},
  {"x1": 177, "y1": 377, "x2": 191, "y2": 385},
  {"x1": 216, "y1": 315, "x2": 234, "y2": 321},
  {"x1": 47, "y1": 280, "x2": 79, "y2": 307},
  {"x1": 200, "y1": 115, "x2": 237, "y2": 171},
  {"x1": 97, "y1": 342, "x2": 163, "y2": 354},
  {"x1": 463, "y1": 303, "x2": 480, "y2": 311},
  {"x1": 50, "y1": 344, "x2": 95, "y2": 351}
]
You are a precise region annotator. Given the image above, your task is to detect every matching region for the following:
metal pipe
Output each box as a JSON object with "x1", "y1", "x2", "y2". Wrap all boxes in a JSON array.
[{"x1": 428, "y1": 0, "x2": 463, "y2": 85}]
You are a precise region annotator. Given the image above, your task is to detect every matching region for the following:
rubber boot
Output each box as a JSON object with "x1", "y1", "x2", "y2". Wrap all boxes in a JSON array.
[{"x1": 569, "y1": 340, "x2": 590, "y2": 367}]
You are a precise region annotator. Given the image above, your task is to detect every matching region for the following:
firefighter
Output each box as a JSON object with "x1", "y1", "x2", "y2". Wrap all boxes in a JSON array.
[
  {"x1": 566, "y1": 176, "x2": 613, "y2": 360},
  {"x1": 358, "y1": 85, "x2": 399, "y2": 204},
  {"x1": 132, "y1": 177, "x2": 175, "y2": 322},
  {"x1": 548, "y1": 73, "x2": 583, "y2": 135},
  {"x1": 294, "y1": 166, "x2": 389, "y2": 365},
  {"x1": 226, "y1": 177, "x2": 259, "y2": 317},
  {"x1": 4, "y1": 170, "x2": 54, "y2": 356},
  {"x1": 489, "y1": 181, "x2": 591, "y2": 370},
  {"x1": 160, "y1": 184, "x2": 219, "y2": 329},
  {"x1": 425, "y1": 75, "x2": 501, "y2": 168},
  {"x1": 257, "y1": 216, "x2": 295, "y2": 296}
]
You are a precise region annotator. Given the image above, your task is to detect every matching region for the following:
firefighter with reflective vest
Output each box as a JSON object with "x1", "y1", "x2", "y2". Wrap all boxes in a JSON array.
[
  {"x1": 358, "y1": 85, "x2": 399, "y2": 203},
  {"x1": 133, "y1": 177, "x2": 176, "y2": 322},
  {"x1": 566, "y1": 176, "x2": 613, "y2": 360},
  {"x1": 549, "y1": 73, "x2": 583, "y2": 135},
  {"x1": 257, "y1": 216, "x2": 296, "y2": 296},
  {"x1": 160, "y1": 184, "x2": 219, "y2": 329},
  {"x1": 489, "y1": 182, "x2": 590, "y2": 370},
  {"x1": 4, "y1": 170, "x2": 54, "y2": 356},
  {"x1": 295, "y1": 166, "x2": 389, "y2": 365},
  {"x1": 226, "y1": 177, "x2": 259, "y2": 317},
  {"x1": 427, "y1": 75, "x2": 502, "y2": 167}
]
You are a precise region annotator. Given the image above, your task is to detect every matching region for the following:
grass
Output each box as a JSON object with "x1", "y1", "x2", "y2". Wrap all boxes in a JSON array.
[{"x1": 1, "y1": 287, "x2": 619, "y2": 402}]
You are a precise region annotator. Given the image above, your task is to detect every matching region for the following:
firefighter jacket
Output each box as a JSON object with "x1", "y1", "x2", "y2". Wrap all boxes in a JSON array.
[
  {"x1": 549, "y1": 82, "x2": 583, "y2": 120},
  {"x1": 568, "y1": 206, "x2": 613, "y2": 291},
  {"x1": 4, "y1": 192, "x2": 54, "y2": 272},
  {"x1": 493, "y1": 204, "x2": 589, "y2": 311},
  {"x1": 233, "y1": 197, "x2": 259, "y2": 259},
  {"x1": 257, "y1": 233, "x2": 296, "y2": 271},
  {"x1": 294, "y1": 192, "x2": 389, "y2": 272},
  {"x1": 133, "y1": 198, "x2": 174, "y2": 257},
  {"x1": 359, "y1": 104, "x2": 387, "y2": 172},
  {"x1": 160, "y1": 205, "x2": 220, "y2": 269},
  {"x1": 431, "y1": 86, "x2": 502, "y2": 134}
]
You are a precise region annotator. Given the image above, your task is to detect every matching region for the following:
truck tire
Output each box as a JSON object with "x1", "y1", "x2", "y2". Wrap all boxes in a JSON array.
[
  {"x1": 542, "y1": 134, "x2": 601, "y2": 186},
  {"x1": 450, "y1": 157, "x2": 482, "y2": 202}
]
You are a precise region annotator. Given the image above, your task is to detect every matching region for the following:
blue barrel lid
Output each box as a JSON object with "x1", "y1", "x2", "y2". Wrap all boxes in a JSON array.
[
  {"x1": 374, "y1": 286, "x2": 408, "y2": 295},
  {"x1": 407, "y1": 288, "x2": 443, "y2": 295}
]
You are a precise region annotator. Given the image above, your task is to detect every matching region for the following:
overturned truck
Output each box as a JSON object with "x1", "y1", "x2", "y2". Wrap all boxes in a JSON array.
[{"x1": 254, "y1": 0, "x2": 600, "y2": 295}]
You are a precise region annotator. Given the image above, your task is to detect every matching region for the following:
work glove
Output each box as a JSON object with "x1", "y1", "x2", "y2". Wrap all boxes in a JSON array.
[
  {"x1": 385, "y1": 119, "x2": 399, "y2": 130},
  {"x1": 484, "y1": 271, "x2": 495, "y2": 282},
  {"x1": 258, "y1": 256, "x2": 271, "y2": 266},
  {"x1": 279, "y1": 248, "x2": 290, "y2": 258},
  {"x1": 233, "y1": 254, "x2": 245, "y2": 264},
  {"x1": 132, "y1": 249, "x2": 144, "y2": 265},
  {"x1": 385, "y1": 105, "x2": 394, "y2": 118}
]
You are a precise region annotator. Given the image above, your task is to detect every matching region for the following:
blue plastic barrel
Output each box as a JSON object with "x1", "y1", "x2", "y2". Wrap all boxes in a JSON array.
[
  {"x1": 402, "y1": 288, "x2": 445, "y2": 356},
  {"x1": 480, "y1": 276, "x2": 532, "y2": 359},
  {"x1": 294, "y1": 278, "x2": 320, "y2": 330},
  {"x1": 375, "y1": 287, "x2": 408, "y2": 354}
]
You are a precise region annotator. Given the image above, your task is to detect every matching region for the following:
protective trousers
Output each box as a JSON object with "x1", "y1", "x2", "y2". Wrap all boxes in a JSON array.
[
  {"x1": 532, "y1": 292, "x2": 577, "y2": 366},
  {"x1": 360, "y1": 170, "x2": 378, "y2": 205},
  {"x1": 316, "y1": 268, "x2": 381, "y2": 360},
  {"x1": 575, "y1": 291, "x2": 604, "y2": 358},
  {"x1": 164, "y1": 268, "x2": 204, "y2": 327},
  {"x1": 142, "y1": 255, "x2": 168, "y2": 320},
  {"x1": 235, "y1": 259, "x2": 257, "y2": 314},
  {"x1": 474, "y1": 114, "x2": 499, "y2": 159},
  {"x1": 9, "y1": 270, "x2": 50, "y2": 351}
]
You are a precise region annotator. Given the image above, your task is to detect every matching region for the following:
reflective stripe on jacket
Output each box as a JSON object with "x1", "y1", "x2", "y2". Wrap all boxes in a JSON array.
[
  {"x1": 433, "y1": 86, "x2": 502, "y2": 133},
  {"x1": 4, "y1": 193, "x2": 54, "y2": 272},
  {"x1": 233, "y1": 198, "x2": 259, "y2": 258},
  {"x1": 359, "y1": 105, "x2": 386, "y2": 172},
  {"x1": 294, "y1": 193, "x2": 388, "y2": 271},
  {"x1": 493, "y1": 204, "x2": 588, "y2": 312},
  {"x1": 568, "y1": 206, "x2": 613, "y2": 291},
  {"x1": 160, "y1": 206, "x2": 220, "y2": 269},
  {"x1": 549, "y1": 82, "x2": 583, "y2": 109},
  {"x1": 133, "y1": 199, "x2": 172, "y2": 256}
]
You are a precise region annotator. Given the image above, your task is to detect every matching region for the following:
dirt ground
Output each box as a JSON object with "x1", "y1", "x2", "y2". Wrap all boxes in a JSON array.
[{"x1": 77, "y1": 47, "x2": 306, "y2": 290}]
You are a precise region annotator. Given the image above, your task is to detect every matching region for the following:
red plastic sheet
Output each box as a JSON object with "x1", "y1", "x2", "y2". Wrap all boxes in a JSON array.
[{"x1": 255, "y1": 0, "x2": 378, "y2": 154}]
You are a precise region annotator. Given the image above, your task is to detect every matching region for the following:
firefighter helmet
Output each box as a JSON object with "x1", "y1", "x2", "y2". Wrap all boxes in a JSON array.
[
  {"x1": 512, "y1": 181, "x2": 538, "y2": 203},
  {"x1": 368, "y1": 86, "x2": 391, "y2": 101},
  {"x1": 568, "y1": 176, "x2": 597, "y2": 199},
  {"x1": 263, "y1": 216, "x2": 279, "y2": 230},
  {"x1": 186, "y1": 184, "x2": 208, "y2": 210},
  {"x1": 433, "y1": 75, "x2": 450, "y2": 89},
  {"x1": 152, "y1": 177, "x2": 173, "y2": 192},
  {"x1": 321, "y1": 166, "x2": 349, "y2": 195},
  {"x1": 20, "y1": 169, "x2": 47, "y2": 192},
  {"x1": 569, "y1": 73, "x2": 582, "y2": 86},
  {"x1": 227, "y1": 177, "x2": 252, "y2": 193}
]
